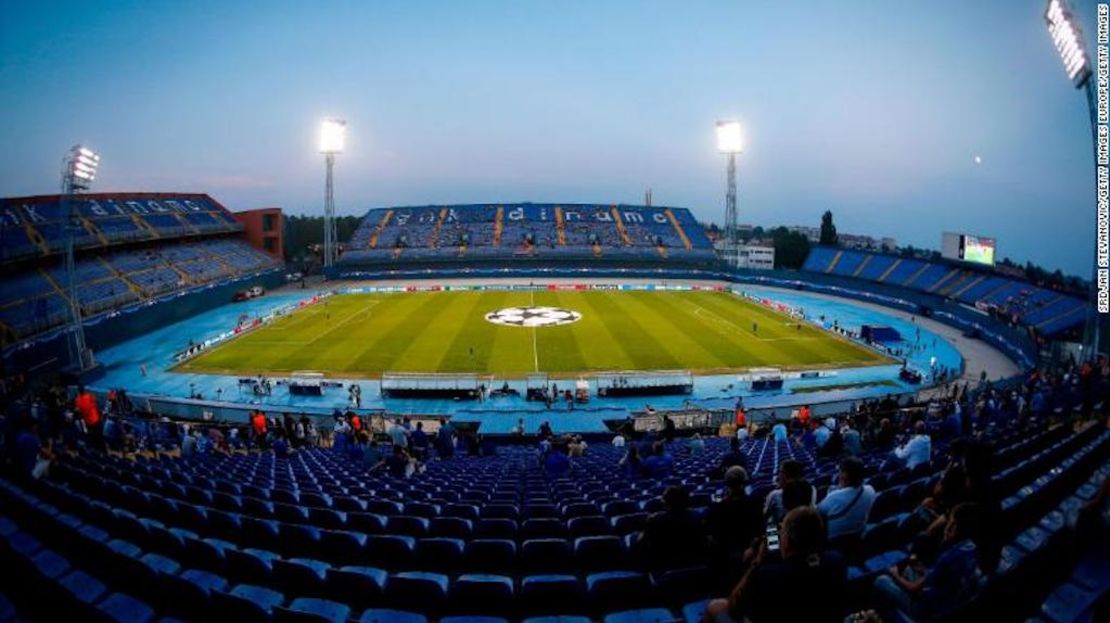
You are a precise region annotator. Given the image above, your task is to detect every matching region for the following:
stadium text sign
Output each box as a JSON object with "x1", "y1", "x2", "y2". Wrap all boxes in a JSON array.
[{"x1": 1100, "y1": 4, "x2": 1109, "y2": 312}]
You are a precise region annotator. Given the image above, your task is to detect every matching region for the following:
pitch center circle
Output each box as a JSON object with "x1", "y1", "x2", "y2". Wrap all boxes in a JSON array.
[{"x1": 485, "y1": 306, "x2": 583, "y2": 328}]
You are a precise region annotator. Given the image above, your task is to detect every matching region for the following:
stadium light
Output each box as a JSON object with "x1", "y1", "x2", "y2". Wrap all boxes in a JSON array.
[
  {"x1": 1045, "y1": 0, "x2": 1091, "y2": 88},
  {"x1": 320, "y1": 118, "x2": 347, "y2": 154},
  {"x1": 716, "y1": 120, "x2": 743, "y2": 154},
  {"x1": 1043, "y1": 0, "x2": 1103, "y2": 360},
  {"x1": 717, "y1": 120, "x2": 741, "y2": 267},
  {"x1": 320, "y1": 118, "x2": 346, "y2": 268},
  {"x1": 64, "y1": 144, "x2": 100, "y2": 190},
  {"x1": 60, "y1": 144, "x2": 99, "y2": 372}
]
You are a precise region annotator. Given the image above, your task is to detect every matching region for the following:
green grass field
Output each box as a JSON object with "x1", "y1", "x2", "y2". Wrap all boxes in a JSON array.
[{"x1": 177, "y1": 290, "x2": 890, "y2": 378}]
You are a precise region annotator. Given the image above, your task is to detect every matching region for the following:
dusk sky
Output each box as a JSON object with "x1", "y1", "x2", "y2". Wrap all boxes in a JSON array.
[{"x1": 0, "y1": 1, "x2": 1098, "y2": 276}]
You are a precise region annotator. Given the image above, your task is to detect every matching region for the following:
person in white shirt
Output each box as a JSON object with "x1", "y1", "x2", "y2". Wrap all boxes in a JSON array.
[
  {"x1": 894, "y1": 421, "x2": 932, "y2": 469},
  {"x1": 612, "y1": 434, "x2": 626, "y2": 447},
  {"x1": 817, "y1": 457, "x2": 876, "y2": 539}
]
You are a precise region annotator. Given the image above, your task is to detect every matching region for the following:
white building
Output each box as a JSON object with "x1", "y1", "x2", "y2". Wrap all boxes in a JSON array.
[{"x1": 715, "y1": 239, "x2": 775, "y2": 269}]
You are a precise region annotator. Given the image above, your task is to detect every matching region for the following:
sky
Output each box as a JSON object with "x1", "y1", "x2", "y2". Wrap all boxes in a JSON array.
[{"x1": 0, "y1": 0, "x2": 1098, "y2": 276}]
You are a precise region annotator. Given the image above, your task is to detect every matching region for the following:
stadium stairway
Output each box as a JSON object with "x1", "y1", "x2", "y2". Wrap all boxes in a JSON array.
[
  {"x1": 610, "y1": 207, "x2": 632, "y2": 246},
  {"x1": 368, "y1": 210, "x2": 393, "y2": 249},
  {"x1": 664, "y1": 209, "x2": 693, "y2": 251}
]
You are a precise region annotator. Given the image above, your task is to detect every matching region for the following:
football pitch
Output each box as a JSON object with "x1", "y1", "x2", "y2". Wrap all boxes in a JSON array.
[{"x1": 177, "y1": 290, "x2": 891, "y2": 378}]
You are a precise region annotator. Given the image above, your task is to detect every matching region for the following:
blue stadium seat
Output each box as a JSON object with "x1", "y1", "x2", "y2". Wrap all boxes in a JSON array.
[
  {"x1": 603, "y1": 608, "x2": 678, "y2": 623},
  {"x1": 325, "y1": 565, "x2": 387, "y2": 607},
  {"x1": 212, "y1": 584, "x2": 286, "y2": 623},
  {"x1": 358, "y1": 609, "x2": 428, "y2": 623},
  {"x1": 450, "y1": 573, "x2": 515, "y2": 616},
  {"x1": 587, "y1": 571, "x2": 652, "y2": 614},
  {"x1": 274, "y1": 597, "x2": 352, "y2": 623},
  {"x1": 389, "y1": 571, "x2": 449, "y2": 614},
  {"x1": 96, "y1": 593, "x2": 156, "y2": 623},
  {"x1": 520, "y1": 575, "x2": 584, "y2": 617}
]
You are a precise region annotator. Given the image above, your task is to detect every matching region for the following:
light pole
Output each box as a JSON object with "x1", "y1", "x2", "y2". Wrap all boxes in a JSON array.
[
  {"x1": 319, "y1": 118, "x2": 346, "y2": 269},
  {"x1": 716, "y1": 120, "x2": 743, "y2": 267},
  {"x1": 1044, "y1": 0, "x2": 1102, "y2": 359},
  {"x1": 61, "y1": 145, "x2": 100, "y2": 371}
]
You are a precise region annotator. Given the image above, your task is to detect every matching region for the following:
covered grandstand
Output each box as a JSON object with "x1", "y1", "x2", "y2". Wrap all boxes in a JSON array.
[
  {"x1": 340, "y1": 204, "x2": 716, "y2": 269},
  {"x1": 802, "y1": 247, "x2": 1087, "y2": 338},
  {"x1": 0, "y1": 193, "x2": 283, "y2": 348}
]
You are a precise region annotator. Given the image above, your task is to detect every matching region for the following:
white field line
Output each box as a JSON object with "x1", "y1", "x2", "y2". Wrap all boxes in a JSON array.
[
  {"x1": 689, "y1": 303, "x2": 822, "y2": 343},
  {"x1": 309, "y1": 301, "x2": 379, "y2": 345},
  {"x1": 530, "y1": 289, "x2": 539, "y2": 372}
]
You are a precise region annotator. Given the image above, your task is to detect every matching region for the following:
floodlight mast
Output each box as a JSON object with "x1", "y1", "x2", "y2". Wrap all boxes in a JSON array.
[
  {"x1": 1044, "y1": 0, "x2": 1102, "y2": 360},
  {"x1": 60, "y1": 145, "x2": 99, "y2": 371},
  {"x1": 717, "y1": 121, "x2": 743, "y2": 266},
  {"x1": 320, "y1": 118, "x2": 346, "y2": 269}
]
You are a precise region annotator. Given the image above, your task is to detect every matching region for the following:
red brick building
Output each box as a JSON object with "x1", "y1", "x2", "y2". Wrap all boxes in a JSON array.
[{"x1": 234, "y1": 208, "x2": 283, "y2": 259}]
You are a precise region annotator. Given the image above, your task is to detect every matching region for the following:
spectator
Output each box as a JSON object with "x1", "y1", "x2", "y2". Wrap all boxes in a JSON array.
[
  {"x1": 772, "y1": 420, "x2": 788, "y2": 443},
  {"x1": 841, "y1": 422, "x2": 861, "y2": 456},
  {"x1": 893, "y1": 421, "x2": 932, "y2": 469},
  {"x1": 817, "y1": 457, "x2": 876, "y2": 540},
  {"x1": 74, "y1": 385, "x2": 103, "y2": 450},
  {"x1": 618, "y1": 445, "x2": 642, "y2": 479},
  {"x1": 688, "y1": 432, "x2": 706, "y2": 454},
  {"x1": 180, "y1": 428, "x2": 199, "y2": 458},
  {"x1": 715, "y1": 436, "x2": 748, "y2": 477},
  {"x1": 543, "y1": 443, "x2": 571, "y2": 478},
  {"x1": 410, "y1": 421, "x2": 429, "y2": 459},
  {"x1": 360, "y1": 433, "x2": 384, "y2": 471},
  {"x1": 389, "y1": 418, "x2": 409, "y2": 449},
  {"x1": 271, "y1": 429, "x2": 292, "y2": 458},
  {"x1": 703, "y1": 507, "x2": 847, "y2": 623},
  {"x1": 706, "y1": 466, "x2": 763, "y2": 560},
  {"x1": 511, "y1": 418, "x2": 525, "y2": 436},
  {"x1": 436, "y1": 417, "x2": 455, "y2": 458},
  {"x1": 385, "y1": 444, "x2": 415, "y2": 478},
  {"x1": 15, "y1": 418, "x2": 52, "y2": 480},
  {"x1": 764, "y1": 459, "x2": 815, "y2": 522},
  {"x1": 636, "y1": 486, "x2": 708, "y2": 570},
  {"x1": 872, "y1": 503, "x2": 983, "y2": 619},
  {"x1": 641, "y1": 441, "x2": 675, "y2": 478},
  {"x1": 612, "y1": 433, "x2": 626, "y2": 447}
]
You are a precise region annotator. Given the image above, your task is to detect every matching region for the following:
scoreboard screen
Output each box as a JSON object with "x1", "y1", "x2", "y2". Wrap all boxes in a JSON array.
[{"x1": 942, "y1": 232, "x2": 996, "y2": 266}]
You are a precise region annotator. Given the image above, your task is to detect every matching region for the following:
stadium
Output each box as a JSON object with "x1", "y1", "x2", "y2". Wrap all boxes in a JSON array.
[{"x1": 1, "y1": 2, "x2": 1108, "y2": 623}]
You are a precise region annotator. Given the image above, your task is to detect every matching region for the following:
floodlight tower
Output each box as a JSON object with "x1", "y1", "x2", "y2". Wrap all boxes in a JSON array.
[
  {"x1": 60, "y1": 145, "x2": 100, "y2": 371},
  {"x1": 716, "y1": 120, "x2": 743, "y2": 266},
  {"x1": 319, "y1": 118, "x2": 346, "y2": 269},
  {"x1": 1044, "y1": 0, "x2": 1101, "y2": 359}
]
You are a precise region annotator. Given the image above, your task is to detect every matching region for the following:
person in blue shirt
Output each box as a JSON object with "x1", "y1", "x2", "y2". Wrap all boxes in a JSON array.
[
  {"x1": 543, "y1": 443, "x2": 571, "y2": 478},
  {"x1": 14, "y1": 418, "x2": 50, "y2": 479},
  {"x1": 872, "y1": 502, "x2": 983, "y2": 619},
  {"x1": 641, "y1": 441, "x2": 674, "y2": 478},
  {"x1": 410, "y1": 421, "x2": 429, "y2": 459},
  {"x1": 817, "y1": 457, "x2": 876, "y2": 539}
]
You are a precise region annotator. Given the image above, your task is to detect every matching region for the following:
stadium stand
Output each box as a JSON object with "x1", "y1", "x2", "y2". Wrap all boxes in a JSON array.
[
  {"x1": 0, "y1": 193, "x2": 282, "y2": 346},
  {"x1": 0, "y1": 366, "x2": 1106, "y2": 622},
  {"x1": 802, "y1": 247, "x2": 1087, "y2": 336},
  {"x1": 340, "y1": 204, "x2": 717, "y2": 268}
]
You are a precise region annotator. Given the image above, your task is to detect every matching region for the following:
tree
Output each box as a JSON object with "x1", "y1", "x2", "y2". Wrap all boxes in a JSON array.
[
  {"x1": 819, "y1": 210, "x2": 838, "y2": 246},
  {"x1": 770, "y1": 227, "x2": 811, "y2": 269}
]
